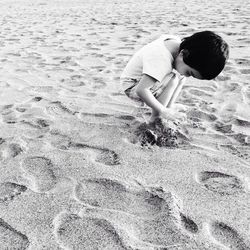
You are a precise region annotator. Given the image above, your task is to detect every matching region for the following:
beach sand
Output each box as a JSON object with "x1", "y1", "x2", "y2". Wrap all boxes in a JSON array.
[{"x1": 0, "y1": 0, "x2": 250, "y2": 249}]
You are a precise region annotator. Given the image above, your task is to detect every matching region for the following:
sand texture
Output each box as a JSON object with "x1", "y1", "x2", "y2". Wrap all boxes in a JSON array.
[{"x1": 0, "y1": 0, "x2": 250, "y2": 249}]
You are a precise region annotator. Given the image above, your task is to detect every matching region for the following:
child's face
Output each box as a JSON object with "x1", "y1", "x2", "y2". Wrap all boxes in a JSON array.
[{"x1": 174, "y1": 50, "x2": 203, "y2": 79}]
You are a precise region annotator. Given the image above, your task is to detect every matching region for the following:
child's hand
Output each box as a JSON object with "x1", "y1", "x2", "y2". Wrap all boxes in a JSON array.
[
  {"x1": 161, "y1": 107, "x2": 186, "y2": 121},
  {"x1": 172, "y1": 103, "x2": 188, "y2": 112}
]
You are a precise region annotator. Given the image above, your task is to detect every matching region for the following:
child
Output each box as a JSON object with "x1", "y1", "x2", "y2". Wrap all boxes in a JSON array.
[{"x1": 120, "y1": 31, "x2": 229, "y2": 122}]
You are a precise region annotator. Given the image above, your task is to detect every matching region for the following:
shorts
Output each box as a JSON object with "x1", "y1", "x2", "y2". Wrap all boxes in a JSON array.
[{"x1": 120, "y1": 74, "x2": 173, "y2": 104}]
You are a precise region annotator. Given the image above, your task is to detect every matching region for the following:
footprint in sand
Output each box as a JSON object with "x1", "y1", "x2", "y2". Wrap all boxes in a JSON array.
[
  {"x1": 73, "y1": 178, "x2": 198, "y2": 247},
  {"x1": 0, "y1": 218, "x2": 30, "y2": 249},
  {"x1": 46, "y1": 101, "x2": 78, "y2": 117},
  {"x1": 15, "y1": 107, "x2": 28, "y2": 113},
  {"x1": 15, "y1": 97, "x2": 41, "y2": 113},
  {"x1": 117, "y1": 115, "x2": 135, "y2": 121},
  {"x1": 0, "y1": 182, "x2": 27, "y2": 202},
  {"x1": 235, "y1": 117, "x2": 250, "y2": 127},
  {"x1": 0, "y1": 104, "x2": 18, "y2": 124},
  {"x1": 48, "y1": 130, "x2": 72, "y2": 150},
  {"x1": 1, "y1": 101, "x2": 45, "y2": 125},
  {"x1": 0, "y1": 138, "x2": 24, "y2": 161},
  {"x1": 79, "y1": 112, "x2": 135, "y2": 124},
  {"x1": 214, "y1": 121, "x2": 234, "y2": 133},
  {"x1": 74, "y1": 178, "x2": 167, "y2": 217},
  {"x1": 232, "y1": 133, "x2": 250, "y2": 145},
  {"x1": 69, "y1": 142, "x2": 121, "y2": 166},
  {"x1": 21, "y1": 156, "x2": 58, "y2": 193},
  {"x1": 197, "y1": 171, "x2": 245, "y2": 195},
  {"x1": 49, "y1": 131, "x2": 121, "y2": 166},
  {"x1": 220, "y1": 144, "x2": 250, "y2": 162},
  {"x1": 54, "y1": 212, "x2": 129, "y2": 250},
  {"x1": 209, "y1": 221, "x2": 250, "y2": 250},
  {"x1": 80, "y1": 112, "x2": 111, "y2": 120},
  {"x1": 20, "y1": 117, "x2": 51, "y2": 130},
  {"x1": 187, "y1": 108, "x2": 217, "y2": 122}
]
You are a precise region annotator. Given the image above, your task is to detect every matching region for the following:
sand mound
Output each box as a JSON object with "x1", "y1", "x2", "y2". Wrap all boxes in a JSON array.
[{"x1": 134, "y1": 118, "x2": 189, "y2": 147}]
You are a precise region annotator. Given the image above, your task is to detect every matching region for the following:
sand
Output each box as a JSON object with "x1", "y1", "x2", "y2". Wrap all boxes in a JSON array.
[{"x1": 0, "y1": 0, "x2": 250, "y2": 249}]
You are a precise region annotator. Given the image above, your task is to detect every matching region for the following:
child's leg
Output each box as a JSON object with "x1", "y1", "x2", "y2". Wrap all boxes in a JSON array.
[
  {"x1": 156, "y1": 73, "x2": 179, "y2": 107},
  {"x1": 166, "y1": 77, "x2": 186, "y2": 108},
  {"x1": 150, "y1": 74, "x2": 179, "y2": 120}
]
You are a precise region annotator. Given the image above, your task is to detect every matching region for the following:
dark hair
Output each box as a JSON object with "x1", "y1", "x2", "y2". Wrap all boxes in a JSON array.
[{"x1": 180, "y1": 31, "x2": 229, "y2": 80}]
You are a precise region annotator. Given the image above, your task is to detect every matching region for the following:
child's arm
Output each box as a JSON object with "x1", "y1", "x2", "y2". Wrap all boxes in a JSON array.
[
  {"x1": 135, "y1": 74, "x2": 165, "y2": 114},
  {"x1": 135, "y1": 74, "x2": 185, "y2": 120}
]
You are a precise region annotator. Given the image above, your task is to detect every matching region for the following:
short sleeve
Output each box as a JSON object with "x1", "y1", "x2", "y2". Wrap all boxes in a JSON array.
[{"x1": 142, "y1": 44, "x2": 173, "y2": 82}]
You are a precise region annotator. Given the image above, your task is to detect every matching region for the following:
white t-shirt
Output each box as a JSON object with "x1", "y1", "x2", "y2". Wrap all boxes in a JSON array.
[{"x1": 121, "y1": 35, "x2": 181, "y2": 82}]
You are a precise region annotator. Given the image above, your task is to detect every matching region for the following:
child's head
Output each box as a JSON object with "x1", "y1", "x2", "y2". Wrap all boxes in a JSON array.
[{"x1": 174, "y1": 31, "x2": 229, "y2": 80}]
